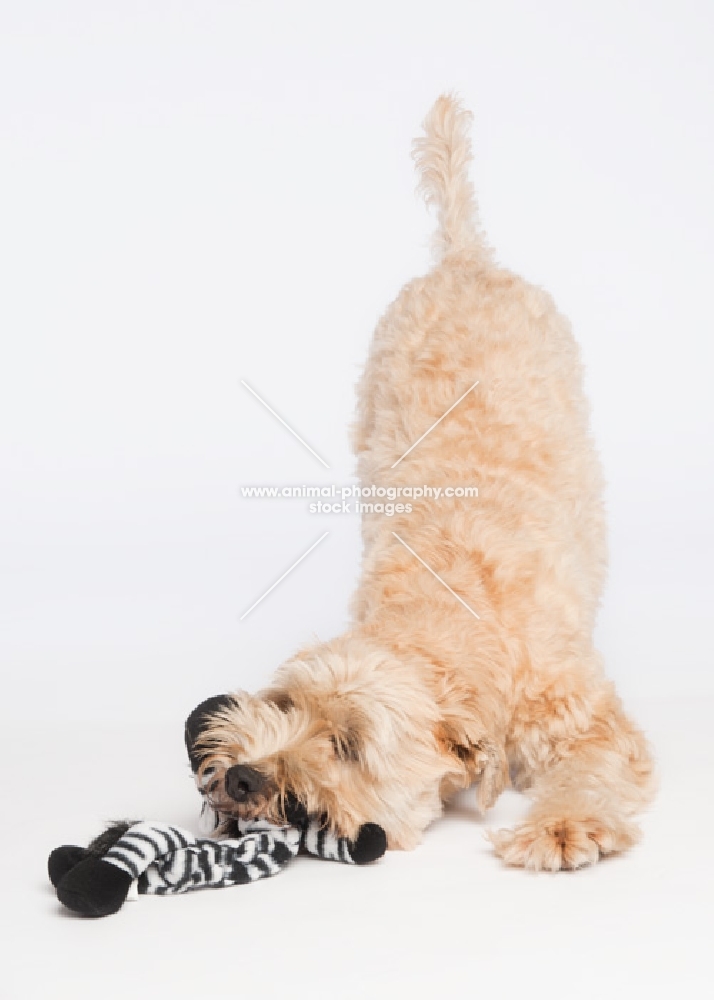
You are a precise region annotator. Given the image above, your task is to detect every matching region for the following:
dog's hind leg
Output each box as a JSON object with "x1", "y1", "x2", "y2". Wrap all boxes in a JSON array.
[{"x1": 491, "y1": 683, "x2": 656, "y2": 871}]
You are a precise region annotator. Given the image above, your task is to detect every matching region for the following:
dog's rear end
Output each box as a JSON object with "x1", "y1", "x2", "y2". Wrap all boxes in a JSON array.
[{"x1": 197, "y1": 96, "x2": 655, "y2": 868}]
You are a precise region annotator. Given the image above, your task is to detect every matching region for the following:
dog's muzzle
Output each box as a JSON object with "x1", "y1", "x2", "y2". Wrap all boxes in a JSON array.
[{"x1": 224, "y1": 764, "x2": 266, "y2": 803}]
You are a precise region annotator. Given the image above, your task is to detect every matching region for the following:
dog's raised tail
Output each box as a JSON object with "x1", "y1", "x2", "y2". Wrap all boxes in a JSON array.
[{"x1": 413, "y1": 94, "x2": 490, "y2": 263}]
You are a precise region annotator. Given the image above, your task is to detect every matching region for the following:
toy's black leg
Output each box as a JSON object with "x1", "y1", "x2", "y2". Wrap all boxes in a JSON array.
[
  {"x1": 184, "y1": 694, "x2": 236, "y2": 771},
  {"x1": 56, "y1": 858, "x2": 134, "y2": 917},
  {"x1": 350, "y1": 824, "x2": 388, "y2": 865},
  {"x1": 48, "y1": 845, "x2": 88, "y2": 887}
]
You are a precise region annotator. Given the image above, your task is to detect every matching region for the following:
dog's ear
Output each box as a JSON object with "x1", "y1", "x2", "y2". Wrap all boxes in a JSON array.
[
  {"x1": 326, "y1": 697, "x2": 372, "y2": 764},
  {"x1": 184, "y1": 694, "x2": 238, "y2": 772},
  {"x1": 329, "y1": 726, "x2": 362, "y2": 763},
  {"x1": 264, "y1": 690, "x2": 295, "y2": 713}
]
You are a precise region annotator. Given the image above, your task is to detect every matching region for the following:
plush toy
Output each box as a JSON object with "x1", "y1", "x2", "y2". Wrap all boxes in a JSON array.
[
  {"x1": 48, "y1": 695, "x2": 386, "y2": 917},
  {"x1": 49, "y1": 810, "x2": 385, "y2": 917}
]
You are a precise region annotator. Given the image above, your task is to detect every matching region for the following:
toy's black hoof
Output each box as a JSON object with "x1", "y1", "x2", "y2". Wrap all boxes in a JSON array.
[
  {"x1": 48, "y1": 845, "x2": 87, "y2": 887},
  {"x1": 184, "y1": 694, "x2": 237, "y2": 772},
  {"x1": 56, "y1": 858, "x2": 134, "y2": 917},
  {"x1": 350, "y1": 823, "x2": 387, "y2": 865}
]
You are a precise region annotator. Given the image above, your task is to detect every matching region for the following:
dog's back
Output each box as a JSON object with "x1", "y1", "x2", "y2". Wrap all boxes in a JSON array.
[{"x1": 352, "y1": 95, "x2": 607, "y2": 677}]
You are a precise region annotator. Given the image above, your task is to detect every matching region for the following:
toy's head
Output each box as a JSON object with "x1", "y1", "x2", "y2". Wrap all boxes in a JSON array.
[{"x1": 184, "y1": 636, "x2": 449, "y2": 848}]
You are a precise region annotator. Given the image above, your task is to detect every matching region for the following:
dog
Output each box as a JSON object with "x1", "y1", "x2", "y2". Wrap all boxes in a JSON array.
[{"x1": 195, "y1": 94, "x2": 655, "y2": 870}]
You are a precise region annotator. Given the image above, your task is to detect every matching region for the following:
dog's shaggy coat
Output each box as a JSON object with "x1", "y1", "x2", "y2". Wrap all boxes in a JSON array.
[{"x1": 199, "y1": 95, "x2": 655, "y2": 870}]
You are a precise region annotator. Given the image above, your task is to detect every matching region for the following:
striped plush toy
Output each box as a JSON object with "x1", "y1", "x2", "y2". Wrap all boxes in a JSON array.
[
  {"x1": 49, "y1": 810, "x2": 385, "y2": 917},
  {"x1": 48, "y1": 696, "x2": 386, "y2": 917}
]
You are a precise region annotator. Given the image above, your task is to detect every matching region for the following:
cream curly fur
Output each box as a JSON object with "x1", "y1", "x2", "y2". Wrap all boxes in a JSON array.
[{"x1": 200, "y1": 94, "x2": 655, "y2": 870}]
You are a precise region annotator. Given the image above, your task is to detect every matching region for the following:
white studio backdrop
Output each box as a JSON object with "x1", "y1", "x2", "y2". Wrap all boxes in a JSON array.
[{"x1": 1, "y1": 0, "x2": 712, "y2": 725}]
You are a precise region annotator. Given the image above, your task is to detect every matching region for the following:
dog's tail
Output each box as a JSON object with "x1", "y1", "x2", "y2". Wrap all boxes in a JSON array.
[{"x1": 412, "y1": 94, "x2": 491, "y2": 264}]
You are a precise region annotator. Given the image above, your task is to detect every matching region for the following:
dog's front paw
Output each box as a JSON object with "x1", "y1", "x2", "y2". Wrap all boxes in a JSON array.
[
  {"x1": 488, "y1": 816, "x2": 640, "y2": 871},
  {"x1": 473, "y1": 739, "x2": 509, "y2": 813}
]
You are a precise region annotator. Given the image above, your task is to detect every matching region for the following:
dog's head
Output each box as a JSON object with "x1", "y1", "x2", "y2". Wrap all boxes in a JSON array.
[{"x1": 187, "y1": 636, "x2": 448, "y2": 846}]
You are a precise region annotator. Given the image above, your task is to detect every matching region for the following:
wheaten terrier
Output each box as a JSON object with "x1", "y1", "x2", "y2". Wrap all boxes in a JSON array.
[{"x1": 196, "y1": 95, "x2": 655, "y2": 870}]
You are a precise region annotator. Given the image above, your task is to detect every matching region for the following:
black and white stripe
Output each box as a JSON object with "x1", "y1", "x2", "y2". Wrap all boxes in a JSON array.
[
  {"x1": 103, "y1": 820, "x2": 303, "y2": 896},
  {"x1": 303, "y1": 819, "x2": 355, "y2": 864},
  {"x1": 104, "y1": 822, "x2": 190, "y2": 879},
  {"x1": 101, "y1": 811, "x2": 364, "y2": 898}
]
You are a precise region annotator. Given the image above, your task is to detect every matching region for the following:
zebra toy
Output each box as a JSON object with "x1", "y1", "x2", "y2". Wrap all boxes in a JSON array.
[
  {"x1": 48, "y1": 811, "x2": 386, "y2": 917},
  {"x1": 48, "y1": 696, "x2": 386, "y2": 917}
]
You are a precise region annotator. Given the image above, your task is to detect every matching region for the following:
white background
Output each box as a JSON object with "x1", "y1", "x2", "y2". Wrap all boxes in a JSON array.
[{"x1": 1, "y1": 2, "x2": 713, "y2": 998}]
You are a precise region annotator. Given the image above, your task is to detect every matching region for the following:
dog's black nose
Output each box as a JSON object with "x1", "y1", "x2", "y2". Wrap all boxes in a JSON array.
[{"x1": 224, "y1": 764, "x2": 265, "y2": 802}]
